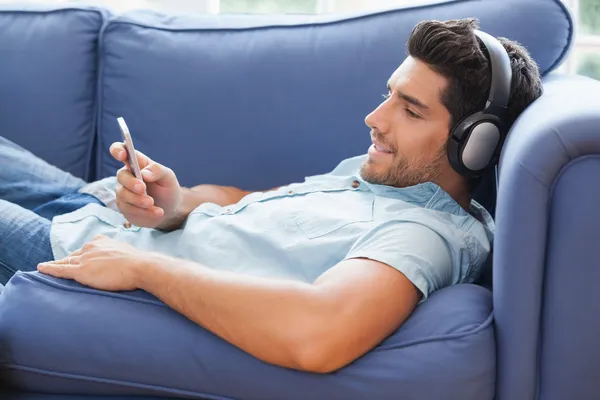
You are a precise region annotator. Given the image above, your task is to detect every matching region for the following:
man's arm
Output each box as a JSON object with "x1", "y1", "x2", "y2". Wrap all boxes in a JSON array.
[
  {"x1": 156, "y1": 184, "x2": 279, "y2": 231},
  {"x1": 134, "y1": 255, "x2": 420, "y2": 373},
  {"x1": 38, "y1": 220, "x2": 447, "y2": 373}
]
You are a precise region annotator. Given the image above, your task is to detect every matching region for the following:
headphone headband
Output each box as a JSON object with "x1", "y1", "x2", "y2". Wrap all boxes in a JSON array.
[
  {"x1": 446, "y1": 30, "x2": 514, "y2": 178},
  {"x1": 474, "y1": 30, "x2": 513, "y2": 110}
]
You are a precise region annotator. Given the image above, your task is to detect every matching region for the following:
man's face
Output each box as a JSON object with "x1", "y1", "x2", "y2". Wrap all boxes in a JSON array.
[{"x1": 361, "y1": 57, "x2": 453, "y2": 188}]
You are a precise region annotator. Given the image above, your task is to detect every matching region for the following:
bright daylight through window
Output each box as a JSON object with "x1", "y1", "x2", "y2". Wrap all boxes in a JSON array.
[{"x1": 4, "y1": 0, "x2": 599, "y2": 80}]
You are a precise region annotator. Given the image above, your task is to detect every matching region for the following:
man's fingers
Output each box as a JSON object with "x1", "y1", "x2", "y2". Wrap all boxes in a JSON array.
[
  {"x1": 117, "y1": 167, "x2": 146, "y2": 194},
  {"x1": 39, "y1": 250, "x2": 83, "y2": 267},
  {"x1": 141, "y1": 162, "x2": 172, "y2": 184},
  {"x1": 52, "y1": 254, "x2": 82, "y2": 265},
  {"x1": 115, "y1": 184, "x2": 154, "y2": 209},
  {"x1": 116, "y1": 200, "x2": 164, "y2": 219},
  {"x1": 70, "y1": 248, "x2": 84, "y2": 257},
  {"x1": 109, "y1": 142, "x2": 151, "y2": 170},
  {"x1": 109, "y1": 142, "x2": 127, "y2": 162},
  {"x1": 37, "y1": 263, "x2": 77, "y2": 279}
]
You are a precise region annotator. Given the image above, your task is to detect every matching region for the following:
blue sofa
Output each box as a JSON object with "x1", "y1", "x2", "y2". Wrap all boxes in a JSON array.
[{"x1": 1, "y1": 0, "x2": 599, "y2": 399}]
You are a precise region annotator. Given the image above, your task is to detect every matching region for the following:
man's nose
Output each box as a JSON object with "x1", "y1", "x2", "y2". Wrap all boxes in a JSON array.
[{"x1": 364, "y1": 101, "x2": 389, "y2": 134}]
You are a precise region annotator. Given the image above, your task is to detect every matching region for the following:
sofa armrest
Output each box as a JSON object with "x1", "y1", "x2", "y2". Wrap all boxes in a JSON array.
[{"x1": 494, "y1": 74, "x2": 600, "y2": 400}]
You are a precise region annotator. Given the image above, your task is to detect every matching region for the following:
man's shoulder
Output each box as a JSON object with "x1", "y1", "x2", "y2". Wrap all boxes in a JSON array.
[{"x1": 368, "y1": 197, "x2": 492, "y2": 259}]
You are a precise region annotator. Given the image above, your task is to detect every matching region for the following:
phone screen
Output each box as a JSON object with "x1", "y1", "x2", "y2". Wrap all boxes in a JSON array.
[{"x1": 117, "y1": 117, "x2": 143, "y2": 181}]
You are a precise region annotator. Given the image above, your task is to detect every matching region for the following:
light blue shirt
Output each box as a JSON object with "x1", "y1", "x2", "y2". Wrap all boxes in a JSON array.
[{"x1": 50, "y1": 155, "x2": 494, "y2": 299}]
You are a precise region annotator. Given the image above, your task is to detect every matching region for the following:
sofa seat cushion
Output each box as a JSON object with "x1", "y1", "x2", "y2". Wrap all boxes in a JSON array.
[{"x1": 0, "y1": 272, "x2": 494, "y2": 400}]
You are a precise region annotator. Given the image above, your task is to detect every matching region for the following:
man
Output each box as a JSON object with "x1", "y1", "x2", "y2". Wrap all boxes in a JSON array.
[{"x1": 0, "y1": 18, "x2": 542, "y2": 373}]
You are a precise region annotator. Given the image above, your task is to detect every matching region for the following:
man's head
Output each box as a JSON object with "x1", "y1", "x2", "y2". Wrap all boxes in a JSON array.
[{"x1": 360, "y1": 18, "x2": 543, "y2": 199}]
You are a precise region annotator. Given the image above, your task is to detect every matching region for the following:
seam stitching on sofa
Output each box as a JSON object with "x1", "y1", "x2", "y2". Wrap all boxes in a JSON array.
[
  {"x1": 550, "y1": 127, "x2": 570, "y2": 159},
  {"x1": 18, "y1": 272, "x2": 167, "y2": 307},
  {"x1": 0, "y1": 364, "x2": 235, "y2": 400},
  {"x1": 548, "y1": 0, "x2": 575, "y2": 72},
  {"x1": 105, "y1": 0, "x2": 473, "y2": 32},
  {"x1": 85, "y1": 10, "x2": 110, "y2": 182},
  {"x1": 548, "y1": 154, "x2": 600, "y2": 200},
  {"x1": 516, "y1": 160, "x2": 551, "y2": 190},
  {"x1": 376, "y1": 307, "x2": 494, "y2": 351},
  {"x1": 95, "y1": 12, "x2": 111, "y2": 181},
  {"x1": 0, "y1": 6, "x2": 104, "y2": 15}
]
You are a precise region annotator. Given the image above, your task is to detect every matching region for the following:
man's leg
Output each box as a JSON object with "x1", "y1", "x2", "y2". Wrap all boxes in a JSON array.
[
  {"x1": 0, "y1": 136, "x2": 87, "y2": 210},
  {"x1": 0, "y1": 199, "x2": 54, "y2": 285},
  {"x1": 0, "y1": 193, "x2": 106, "y2": 285}
]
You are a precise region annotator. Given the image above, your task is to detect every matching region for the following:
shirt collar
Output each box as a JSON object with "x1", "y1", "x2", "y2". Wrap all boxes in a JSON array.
[
  {"x1": 358, "y1": 175, "x2": 440, "y2": 205},
  {"x1": 356, "y1": 173, "x2": 496, "y2": 235}
]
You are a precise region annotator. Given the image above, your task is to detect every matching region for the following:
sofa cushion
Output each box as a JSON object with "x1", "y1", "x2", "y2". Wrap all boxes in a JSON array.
[
  {"x1": 0, "y1": 5, "x2": 106, "y2": 181},
  {"x1": 0, "y1": 272, "x2": 494, "y2": 399},
  {"x1": 95, "y1": 0, "x2": 572, "y2": 191}
]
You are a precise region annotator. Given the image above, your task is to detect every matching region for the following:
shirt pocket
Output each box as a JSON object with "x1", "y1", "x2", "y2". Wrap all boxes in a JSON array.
[
  {"x1": 291, "y1": 191, "x2": 375, "y2": 239},
  {"x1": 53, "y1": 203, "x2": 140, "y2": 232}
]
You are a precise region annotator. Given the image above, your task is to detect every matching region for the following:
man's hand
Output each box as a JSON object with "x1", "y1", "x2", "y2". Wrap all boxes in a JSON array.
[
  {"x1": 110, "y1": 142, "x2": 182, "y2": 229},
  {"x1": 37, "y1": 235, "x2": 145, "y2": 292}
]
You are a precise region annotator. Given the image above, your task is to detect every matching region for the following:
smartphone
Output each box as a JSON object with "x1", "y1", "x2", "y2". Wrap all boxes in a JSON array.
[{"x1": 117, "y1": 117, "x2": 143, "y2": 181}]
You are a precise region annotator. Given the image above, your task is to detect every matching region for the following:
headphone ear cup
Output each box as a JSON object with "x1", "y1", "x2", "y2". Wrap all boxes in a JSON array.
[
  {"x1": 447, "y1": 111, "x2": 502, "y2": 179},
  {"x1": 447, "y1": 112, "x2": 482, "y2": 178},
  {"x1": 462, "y1": 120, "x2": 501, "y2": 173}
]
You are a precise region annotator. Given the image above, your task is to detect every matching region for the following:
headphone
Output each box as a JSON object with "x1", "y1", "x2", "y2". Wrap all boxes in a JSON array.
[{"x1": 446, "y1": 30, "x2": 513, "y2": 179}]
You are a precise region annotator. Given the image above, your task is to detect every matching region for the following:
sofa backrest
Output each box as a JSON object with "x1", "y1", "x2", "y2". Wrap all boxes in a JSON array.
[
  {"x1": 0, "y1": 0, "x2": 572, "y2": 199},
  {"x1": 95, "y1": 0, "x2": 573, "y2": 197},
  {"x1": 0, "y1": 5, "x2": 106, "y2": 180}
]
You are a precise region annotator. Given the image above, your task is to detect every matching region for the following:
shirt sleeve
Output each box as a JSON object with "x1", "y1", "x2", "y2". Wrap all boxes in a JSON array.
[{"x1": 344, "y1": 220, "x2": 453, "y2": 299}]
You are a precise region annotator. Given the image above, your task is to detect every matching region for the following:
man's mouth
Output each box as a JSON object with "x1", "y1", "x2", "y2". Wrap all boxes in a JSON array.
[{"x1": 373, "y1": 144, "x2": 393, "y2": 153}]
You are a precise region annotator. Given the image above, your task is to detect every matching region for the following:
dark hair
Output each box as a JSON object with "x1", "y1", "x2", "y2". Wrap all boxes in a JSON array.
[{"x1": 406, "y1": 18, "x2": 543, "y2": 130}]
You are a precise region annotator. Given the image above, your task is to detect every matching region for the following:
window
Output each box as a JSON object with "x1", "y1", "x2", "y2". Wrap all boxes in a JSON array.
[
  {"x1": 3, "y1": 0, "x2": 599, "y2": 80},
  {"x1": 219, "y1": 0, "x2": 317, "y2": 14},
  {"x1": 558, "y1": 0, "x2": 600, "y2": 79}
]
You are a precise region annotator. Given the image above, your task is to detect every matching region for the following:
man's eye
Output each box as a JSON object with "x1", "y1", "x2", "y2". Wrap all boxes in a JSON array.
[{"x1": 405, "y1": 108, "x2": 420, "y2": 119}]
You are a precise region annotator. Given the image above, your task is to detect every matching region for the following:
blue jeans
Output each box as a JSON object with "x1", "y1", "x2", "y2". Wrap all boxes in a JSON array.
[{"x1": 0, "y1": 137, "x2": 105, "y2": 285}]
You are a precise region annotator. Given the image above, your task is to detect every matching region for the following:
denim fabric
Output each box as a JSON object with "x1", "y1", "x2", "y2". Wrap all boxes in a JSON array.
[
  {"x1": 0, "y1": 136, "x2": 104, "y2": 285},
  {"x1": 0, "y1": 136, "x2": 88, "y2": 211},
  {"x1": 0, "y1": 199, "x2": 53, "y2": 284}
]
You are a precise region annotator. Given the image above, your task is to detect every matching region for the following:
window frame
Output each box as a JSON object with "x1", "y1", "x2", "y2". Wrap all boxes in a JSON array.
[{"x1": 557, "y1": 0, "x2": 600, "y2": 77}]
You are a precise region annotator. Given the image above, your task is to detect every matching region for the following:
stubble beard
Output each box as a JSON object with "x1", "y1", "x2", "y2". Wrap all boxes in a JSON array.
[{"x1": 360, "y1": 148, "x2": 447, "y2": 189}]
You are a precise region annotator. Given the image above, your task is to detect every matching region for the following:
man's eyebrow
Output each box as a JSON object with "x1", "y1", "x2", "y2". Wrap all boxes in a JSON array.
[
  {"x1": 386, "y1": 82, "x2": 430, "y2": 111},
  {"x1": 396, "y1": 89, "x2": 430, "y2": 111}
]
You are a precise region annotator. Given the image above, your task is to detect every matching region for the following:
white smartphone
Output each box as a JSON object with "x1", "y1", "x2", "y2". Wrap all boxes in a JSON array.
[{"x1": 117, "y1": 117, "x2": 143, "y2": 181}]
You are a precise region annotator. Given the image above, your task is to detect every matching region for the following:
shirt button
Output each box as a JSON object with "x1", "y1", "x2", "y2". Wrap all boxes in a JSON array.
[
  {"x1": 351, "y1": 180, "x2": 360, "y2": 188},
  {"x1": 223, "y1": 208, "x2": 233, "y2": 215},
  {"x1": 288, "y1": 190, "x2": 295, "y2": 195},
  {"x1": 123, "y1": 221, "x2": 132, "y2": 229}
]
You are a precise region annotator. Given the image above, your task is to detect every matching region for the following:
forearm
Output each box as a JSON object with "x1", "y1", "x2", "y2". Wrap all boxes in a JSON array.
[
  {"x1": 156, "y1": 185, "x2": 250, "y2": 231},
  {"x1": 135, "y1": 254, "x2": 329, "y2": 371}
]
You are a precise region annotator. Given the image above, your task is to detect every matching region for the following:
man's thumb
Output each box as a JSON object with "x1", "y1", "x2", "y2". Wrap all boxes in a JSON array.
[{"x1": 141, "y1": 163, "x2": 166, "y2": 183}]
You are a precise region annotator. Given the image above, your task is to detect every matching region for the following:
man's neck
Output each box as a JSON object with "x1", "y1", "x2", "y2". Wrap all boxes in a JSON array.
[{"x1": 436, "y1": 178, "x2": 472, "y2": 212}]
